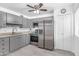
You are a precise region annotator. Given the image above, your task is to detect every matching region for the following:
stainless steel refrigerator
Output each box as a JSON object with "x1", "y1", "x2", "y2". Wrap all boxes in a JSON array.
[{"x1": 38, "y1": 20, "x2": 54, "y2": 50}]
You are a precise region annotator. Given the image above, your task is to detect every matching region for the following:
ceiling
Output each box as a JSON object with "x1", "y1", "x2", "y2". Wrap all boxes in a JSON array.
[
  {"x1": 0, "y1": 3, "x2": 74, "y2": 17},
  {"x1": 0, "y1": 3, "x2": 54, "y2": 17}
]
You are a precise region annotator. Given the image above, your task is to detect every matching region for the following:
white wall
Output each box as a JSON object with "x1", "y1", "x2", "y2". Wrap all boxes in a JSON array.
[
  {"x1": 74, "y1": 7, "x2": 79, "y2": 56},
  {"x1": 75, "y1": 8, "x2": 79, "y2": 37}
]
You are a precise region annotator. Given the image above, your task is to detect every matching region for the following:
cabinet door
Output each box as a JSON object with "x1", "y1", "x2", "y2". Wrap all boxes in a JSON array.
[
  {"x1": 7, "y1": 13, "x2": 18, "y2": 24},
  {"x1": 0, "y1": 11, "x2": 6, "y2": 28},
  {"x1": 10, "y1": 36, "x2": 16, "y2": 51},
  {"x1": 10, "y1": 35, "x2": 26, "y2": 52},
  {"x1": 14, "y1": 15, "x2": 19, "y2": 24},
  {"x1": 18, "y1": 35, "x2": 25, "y2": 47},
  {"x1": 23, "y1": 34, "x2": 30, "y2": 45},
  {"x1": 10, "y1": 36, "x2": 20, "y2": 51},
  {"x1": 25, "y1": 34, "x2": 30, "y2": 45},
  {"x1": 7, "y1": 13, "x2": 14, "y2": 23},
  {"x1": 18, "y1": 16, "x2": 23, "y2": 24},
  {"x1": 22, "y1": 17, "x2": 29, "y2": 28},
  {"x1": 22, "y1": 18, "x2": 27, "y2": 28},
  {"x1": 15, "y1": 36, "x2": 21, "y2": 49}
]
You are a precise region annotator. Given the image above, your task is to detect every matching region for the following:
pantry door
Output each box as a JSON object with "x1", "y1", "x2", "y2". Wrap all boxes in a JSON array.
[
  {"x1": 54, "y1": 16, "x2": 64, "y2": 49},
  {"x1": 63, "y1": 14, "x2": 73, "y2": 51}
]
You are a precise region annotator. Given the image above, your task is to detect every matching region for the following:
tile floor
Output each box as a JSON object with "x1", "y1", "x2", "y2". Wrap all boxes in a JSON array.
[{"x1": 7, "y1": 45, "x2": 75, "y2": 56}]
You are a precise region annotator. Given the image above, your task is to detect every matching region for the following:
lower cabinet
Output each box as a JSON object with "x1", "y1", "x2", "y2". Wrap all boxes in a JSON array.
[
  {"x1": 10, "y1": 36, "x2": 16, "y2": 52},
  {"x1": 18, "y1": 35, "x2": 26, "y2": 47},
  {"x1": 0, "y1": 37, "x2": 9, "y2": 56},
  {"x1": 0, "y1": 34, "x2": 30, "y2": 55},
  {"x1": 10, "y1": 35, "x2": 26, "y2": 52},
  {"x1": 24, "y1": 34, "x2": 30, "y2": 45}
]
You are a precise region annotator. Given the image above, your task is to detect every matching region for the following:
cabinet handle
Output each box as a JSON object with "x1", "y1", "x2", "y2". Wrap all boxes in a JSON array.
[
  {"x1": 2, "y1": 48, "x2": 5, "y2": 50},
  {"x1": 2, "y1": 40, "x2": 4, "y2": 41},
  {"x1": 2, "y1": 52, "x2": 4, "y2": 55},
  {"x1": 2, "y1": 43, "x2": 4, "y2": 46}
]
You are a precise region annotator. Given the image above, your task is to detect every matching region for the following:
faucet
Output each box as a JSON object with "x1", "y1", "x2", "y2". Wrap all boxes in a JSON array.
[
  {"x1": 29, "y1": 26, "x2": 31, "y2": 30},
  {"x1": 12, "y1": 27, "x2": 17, "y2": 34}
]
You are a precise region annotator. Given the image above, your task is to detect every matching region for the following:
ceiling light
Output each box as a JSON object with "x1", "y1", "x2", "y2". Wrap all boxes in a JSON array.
[{"x1": 33, "y1": 10, "x2": 40, "y2": 14}]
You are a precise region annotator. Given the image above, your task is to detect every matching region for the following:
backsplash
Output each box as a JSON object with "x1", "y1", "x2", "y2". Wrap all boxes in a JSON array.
[{"x1": 0, "y1": 27, "x2": 13, "y2": 33}]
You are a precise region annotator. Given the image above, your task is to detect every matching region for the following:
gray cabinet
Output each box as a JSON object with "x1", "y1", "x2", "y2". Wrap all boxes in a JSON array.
[
  {"x1": 10, "y1": 36, "x2": 16, "y2": 52},
  {"x1": 7, "y1": 13, "x2": 16, "y2": 24},
  {"x1": 7, "y1": 13, "x2": 21, "y2": 24},
  {"x1": 24, "y1": 34, "x2": 30, "y2": 45},
  {"x1": 0, "y1": 11, "x2": 6, "y2": 28},
  {"x1": 0, "y1": 37, "x2": 9, "y2": 56},
  {"x1": 22, "y1": 17, "x2": 29, "y2": 28},
  {"x1": 22, "y1": 18, "x2": 33, "y2": 28},
  {"x1": 10, "y1": 35, "x2": 25, "y2": 52},
  {"x1": 17, "y1": 35, "x2": 25, "y2": 47},
  {"x1": 18, "y1": 16, "x2": 23, "y2": 24}
]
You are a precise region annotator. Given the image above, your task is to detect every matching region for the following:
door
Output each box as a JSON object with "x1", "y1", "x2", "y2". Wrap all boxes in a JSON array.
[
  {"x1": 54, "y1": 16, "x2": 64, "y2": 49},
  {"x1": 63, "y1": 15, "x2": 73, "y2": 51}
]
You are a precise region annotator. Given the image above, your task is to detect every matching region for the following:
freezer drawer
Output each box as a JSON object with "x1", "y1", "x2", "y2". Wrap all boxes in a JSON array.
[
  {"x1": 38, "y1": 33, "x2": 44, "y2": 48},
  {"x1": 44, "y1": 38, "x2": 54, "y2": 50},
  {"x1": 38, "y1": 38, "x2": 44, "y2": 48}
]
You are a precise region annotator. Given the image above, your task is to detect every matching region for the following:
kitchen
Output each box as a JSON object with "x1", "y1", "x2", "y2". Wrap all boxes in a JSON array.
[{"x1": 0, "y1": 3, "x2": 78, "y2": 56}]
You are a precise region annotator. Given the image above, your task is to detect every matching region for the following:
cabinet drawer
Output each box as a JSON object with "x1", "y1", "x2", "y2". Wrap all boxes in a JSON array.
[
  {"x1": 0, "y1": 38, "x2": 8, "y2": 42},
  {"x1": 0, "y1": 45, "x2": 9, "y2": 55},
  {"x1": 0, "y1": 40, "x2": 9, "y2": 48},
  {"x1": 0, "y1": 49, "x2": 9, "y2": 55},
  {"x1": 0, "y1": 38, "x2": 9, "y2": 55}
]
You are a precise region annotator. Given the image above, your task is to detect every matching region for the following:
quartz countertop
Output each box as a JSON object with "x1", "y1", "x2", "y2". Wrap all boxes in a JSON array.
[
  {"x1": 0, "y1": 27, "x2": 40, "y2": 38},
  {"x1": 0, "y1": 28, "x2": 38, "y2": 38},
  {"x1": 0, "y1": 31, "x2": 31, "y2": 38}
]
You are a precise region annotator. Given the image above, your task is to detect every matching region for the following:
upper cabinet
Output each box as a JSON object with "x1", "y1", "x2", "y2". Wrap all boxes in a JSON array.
[
  {"x1": 6, "y1": 13, "x2": 22, "y2": 25},
  {"x1": 22, "y1": 17, "x2": 31, "y2": 28},
  {"x1": 18, "y1": 15, "x2": 23, "y2": 24},
  {"x1": 7, "y1": 13, "x2": 17, "y2": 24},
  {"x1": 0, "y1": 11, "x2": 6, "y2": 28}
]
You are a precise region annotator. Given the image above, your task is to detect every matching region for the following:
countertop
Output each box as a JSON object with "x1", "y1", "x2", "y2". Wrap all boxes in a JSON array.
[
  {"x1": 0, "y1": 32, "x2": 31, "y2": 38},
  {"x1": 0, "y1": 28, "x2": 38, "y2": 38}
]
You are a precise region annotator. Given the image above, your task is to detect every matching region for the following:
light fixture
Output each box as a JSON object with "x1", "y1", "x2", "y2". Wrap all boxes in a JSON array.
[{"x1": 33, "y1": 10, "x2": 40, "y2": 14}]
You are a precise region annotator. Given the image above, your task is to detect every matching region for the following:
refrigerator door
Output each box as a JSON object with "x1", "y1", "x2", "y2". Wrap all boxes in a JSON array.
[
  {"x1": 44, "y1": 23, "x2": 54, "y2": 50},
  {"x1": 38, "y1": 21, "x2": 44, "y2": 48}
]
